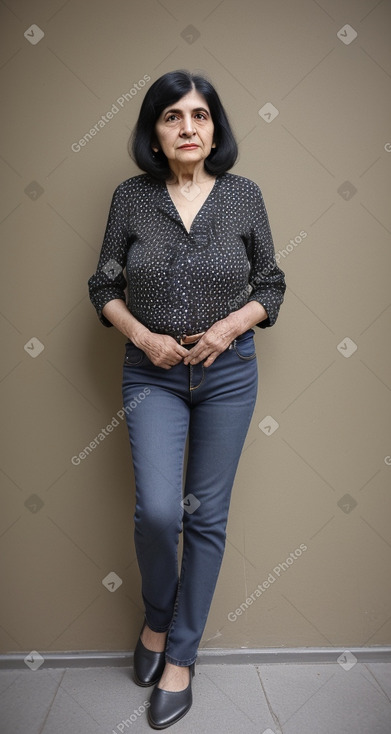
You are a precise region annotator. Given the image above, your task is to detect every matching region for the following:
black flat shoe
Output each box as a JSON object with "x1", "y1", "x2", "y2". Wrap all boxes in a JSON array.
[
  {"x1": 133, "y1": 623, "x2": 166, "y2": 687},
  {"x1": 147, "y1": 663, "x2": 195, "y2": 729}
]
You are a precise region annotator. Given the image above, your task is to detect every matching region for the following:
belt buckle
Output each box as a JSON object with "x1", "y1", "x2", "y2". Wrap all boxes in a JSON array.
[{"x1": 179, "y1": 331, "x2": 205, "y2": 347}]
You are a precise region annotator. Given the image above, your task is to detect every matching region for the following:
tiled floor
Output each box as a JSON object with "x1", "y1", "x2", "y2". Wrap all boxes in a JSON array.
[{"x1": 0, "y1": 661, "x2": 390, "y2": 734}]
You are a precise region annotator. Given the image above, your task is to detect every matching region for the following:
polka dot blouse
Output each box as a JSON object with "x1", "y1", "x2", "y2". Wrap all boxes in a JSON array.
[{"x1": 88, "y1": 172, "x2": 286, "y2": 338}]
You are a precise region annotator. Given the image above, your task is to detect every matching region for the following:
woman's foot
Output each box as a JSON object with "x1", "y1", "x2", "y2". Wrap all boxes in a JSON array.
[
  {"x1": 148, "y1": 662, "x2": 195, "y2": 729},
  {"x1": 133, "y1": 622, "x2": 167, "y2": 687},
  {"x1": 141, "y1": 624, "x2": 167, "y2": 652},
  {"x1": 157, "y1": 662, "x2": 190, "y2": 691}
]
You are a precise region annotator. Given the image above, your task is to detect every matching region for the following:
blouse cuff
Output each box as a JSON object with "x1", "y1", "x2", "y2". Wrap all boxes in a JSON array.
[
  {"x1": 248, "y1": 295, "x2": 277, "y2": 328},
  {"x1": 89, "y1": 288, "x2": 127, "y2": 327}
]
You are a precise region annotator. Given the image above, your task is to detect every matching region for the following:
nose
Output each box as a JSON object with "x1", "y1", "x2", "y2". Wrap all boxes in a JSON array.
[{"x1": 180, "y1": 114, "x2": 195, "y2": 137}]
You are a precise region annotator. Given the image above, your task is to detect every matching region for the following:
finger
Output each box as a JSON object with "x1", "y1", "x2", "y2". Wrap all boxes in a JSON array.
[
  {"x1": 203, "y1": 352, "x2": 218, "y2": 367},
  {"x1": 177, "y1": 347, "x2": 190, "y2": 359},
  {"x1": 187, "y1": 339, "x2": 226, "y2": 362},
  {"x1": 183, "y1": 349, "x2": 203, "y2": 365},
  {"x1": 185, "y1": 350, "x2": 210, "y2": 366},
  {"x1": 182, "y1": 337, "x2": 209, "y2": 360}
]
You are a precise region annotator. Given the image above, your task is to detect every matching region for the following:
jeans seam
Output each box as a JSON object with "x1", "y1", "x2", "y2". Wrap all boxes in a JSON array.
[
  {"x1": 233, "y1": 350, "x2": 257, "y2": 361},
  {"x1": 124, "y1": 356, "x2": 145, "y2": 367},
  {"x1": 166, "y1": 567, "x2": 185, "y2": 655},
  {"x1": 189, "y1": 363, "x2": 205, "y2": 391}
]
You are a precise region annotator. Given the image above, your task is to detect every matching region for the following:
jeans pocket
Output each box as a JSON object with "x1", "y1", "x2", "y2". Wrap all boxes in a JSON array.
[
  {"x1": 233, "y1": 329, "x2": 256, "y2": 361},
  {"x1": 124, "y1": 342, "x2": 146, "y2": 367}
]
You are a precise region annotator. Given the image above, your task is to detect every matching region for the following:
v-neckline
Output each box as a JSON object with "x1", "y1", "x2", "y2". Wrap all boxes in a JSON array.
[{"x1": 163, "y1": 176, "x2": 219, "y2": 234}]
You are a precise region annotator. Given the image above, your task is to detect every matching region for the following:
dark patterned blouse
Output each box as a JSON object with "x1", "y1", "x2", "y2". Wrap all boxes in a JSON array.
[{"x1": 88, "y1": 172, "x2": 286, "y2": 338}]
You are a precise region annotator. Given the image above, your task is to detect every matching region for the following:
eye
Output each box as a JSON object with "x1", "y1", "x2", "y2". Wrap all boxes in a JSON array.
[
  {"x1": 165, "y1": 114, "x2": 179, "y2": 122},
  {"x1": 194, "y1": 112, "x2": 207, "y2": 120}
]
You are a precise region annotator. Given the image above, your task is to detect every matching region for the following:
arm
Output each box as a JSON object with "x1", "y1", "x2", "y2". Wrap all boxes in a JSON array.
[
  {"x1": 88, "y1": 183, "x2": 188, "y2": 369},
  {"x1": 245, "y1": 183, "x2": 286, "y2": 328},
  {"x1": 183, "y1": 301, "x2": 267, "y2": 367},
  {"x1": 88, "y1": 183, "x2": 130, "y2": 326},
  {"x1": 102, "y1": 299, "x2": 188, "y2": 369},
  {"x1": 184, "y1": 182, "x2": 285, "y2": 367}
]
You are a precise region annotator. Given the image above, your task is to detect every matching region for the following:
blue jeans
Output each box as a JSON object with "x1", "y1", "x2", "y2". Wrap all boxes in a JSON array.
[{"x1": 121, "y1": 328, "x2": 258, "y2": 666}]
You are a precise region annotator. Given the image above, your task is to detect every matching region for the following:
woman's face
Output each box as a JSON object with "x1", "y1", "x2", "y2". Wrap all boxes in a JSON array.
[{"x1": 154, "y1": 88, "x2": 215, "y2": 170}]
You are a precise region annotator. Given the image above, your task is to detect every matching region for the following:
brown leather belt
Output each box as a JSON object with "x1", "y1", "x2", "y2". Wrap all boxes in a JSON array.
[{"x1": 178, "y1": 331, "x2": 205, "y2": 348}]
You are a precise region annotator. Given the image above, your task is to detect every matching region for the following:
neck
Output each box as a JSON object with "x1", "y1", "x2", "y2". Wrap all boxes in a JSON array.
[{"x1": 167, "y1": 161, "x2": 213, "y2": 188}]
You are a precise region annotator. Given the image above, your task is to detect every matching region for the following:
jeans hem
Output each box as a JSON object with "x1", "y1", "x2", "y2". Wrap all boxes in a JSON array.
[
  {"x1": 144, "y1": 616, "x2": 171, "y2": 634},
  {"x1": 165, "y1": 654, "x2": 197, "y2": 667}
]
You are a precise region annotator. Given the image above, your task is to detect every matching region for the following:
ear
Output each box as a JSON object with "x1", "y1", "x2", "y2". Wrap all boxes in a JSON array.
[
  {"x1": 211, "y1": 142, "x2": 217, "y2": 148},
  {"x1": 151, "y1": 135, "x2": 160, "y2": 153}
]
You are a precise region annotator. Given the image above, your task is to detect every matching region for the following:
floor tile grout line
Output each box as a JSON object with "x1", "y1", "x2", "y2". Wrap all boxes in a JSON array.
[
  {"x1": 364, "y1": 663, "x2": 391, "y2": 704},
  {"x1": 279, "y1": 669, "x2": 338, "y2": 729},
  {"x1": 37, "y1": 668, "x2": 67, "y2": 734},
  {"x1": 40, "y1": 668, "x2": 107, "y2": 733},
  {"x1": 255, "y1": 666, "x2": 284, "y2": 733},
  {"x1": 1, "y1": 662, "x2": 390, "y2": 732},
  {"x1": 0, "y1": 668, "x2": 25, "y2": 700},
  {"x1": 199, "y1": 667, "x2": 262, "y2": 728},
  {"x1": 358, "y1": 665, "x2": 391, "y2": 704}
]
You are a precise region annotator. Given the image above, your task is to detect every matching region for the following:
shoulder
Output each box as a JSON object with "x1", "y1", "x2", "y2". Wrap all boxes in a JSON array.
[
  {"x1": 218, "y1": 172, "x2": 264, "y2": 204},
  {"x1": 219, "y1": 172, "x2": 263, "y2": 197},
  {"x1": 113, "y1": 173, "x2": 160, "y2": 198}
]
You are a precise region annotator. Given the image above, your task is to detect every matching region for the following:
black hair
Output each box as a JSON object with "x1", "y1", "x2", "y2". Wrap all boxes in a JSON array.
[{"x1": 129, "y1": 70, "x2": 238, "y2": 180}]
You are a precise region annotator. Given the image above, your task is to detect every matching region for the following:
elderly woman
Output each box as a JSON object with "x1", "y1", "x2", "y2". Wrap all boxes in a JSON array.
[{"x1": 88, "y1": 70, "x2": 285, "y2": 729}]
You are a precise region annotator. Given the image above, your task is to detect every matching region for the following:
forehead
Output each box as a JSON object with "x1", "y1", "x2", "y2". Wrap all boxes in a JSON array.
[{"x1": 162, "y1": 88, "x2": 210, "y2": 113}]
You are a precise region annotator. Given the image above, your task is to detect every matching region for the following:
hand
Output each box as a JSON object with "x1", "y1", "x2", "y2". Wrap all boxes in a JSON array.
[
  {"x1": 183, "y1": 318, "x2": 238, "y2": 368},
  {"x1": 139, "y1": 333, "x2": 189, "y2": 370},
  {"x1": 182, "y1": 302, "x2": 268, "y2": 367}
]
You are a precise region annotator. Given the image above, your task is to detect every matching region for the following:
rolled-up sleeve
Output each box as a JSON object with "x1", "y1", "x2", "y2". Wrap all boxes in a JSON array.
[
  {"x1": 88, "y1": 183, "x2": 131, "y2": 327},
  {"x1": 245, "y1": 184, "x2": 286, "y2": 328}
]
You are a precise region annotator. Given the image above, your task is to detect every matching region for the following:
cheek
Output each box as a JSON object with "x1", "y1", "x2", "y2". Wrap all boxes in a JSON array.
[
  {"x1": 203, "y1": 130, "x2": 215, "y2": 151},
  {"x1": 202, "y1": 124, "x2": 214, "y2": 144},
  {"x1": 157, "y1": 131, "x2": 175, "y2": 154}
]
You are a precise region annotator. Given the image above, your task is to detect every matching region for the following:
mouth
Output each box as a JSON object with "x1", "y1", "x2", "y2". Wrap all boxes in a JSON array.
[{"x1": 178, "y1": 144, "x2": 199, "y2": 149}]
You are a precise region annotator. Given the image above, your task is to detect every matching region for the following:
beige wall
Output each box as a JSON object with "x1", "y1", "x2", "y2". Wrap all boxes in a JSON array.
[{"x1": 1, "y1": 0, "x2": 390, "y2": 656}]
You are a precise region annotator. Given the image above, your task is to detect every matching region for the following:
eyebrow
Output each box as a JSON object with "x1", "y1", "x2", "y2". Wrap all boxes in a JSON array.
[{"x1": 164, "y1": 107, "x2": 210, "y2": 116}]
